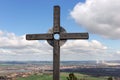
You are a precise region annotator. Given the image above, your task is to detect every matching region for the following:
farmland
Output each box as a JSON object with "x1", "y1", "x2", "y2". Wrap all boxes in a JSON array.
[
  {"x1": 17, "y1": 72, "x2": 107, "y2": 80},
  {"x1": 0, "y1": 61, "x2": 120, "y2": 80}
]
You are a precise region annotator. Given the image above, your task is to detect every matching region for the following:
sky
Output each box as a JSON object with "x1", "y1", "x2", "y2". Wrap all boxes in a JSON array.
[{"x1": 0, "y1": 0, "x2": 120, "y2": 61}]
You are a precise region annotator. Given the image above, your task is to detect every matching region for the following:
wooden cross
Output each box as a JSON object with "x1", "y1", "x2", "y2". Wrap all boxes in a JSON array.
[{"x1": 26, "y1": 5, "x2": 89, "y2": 80}]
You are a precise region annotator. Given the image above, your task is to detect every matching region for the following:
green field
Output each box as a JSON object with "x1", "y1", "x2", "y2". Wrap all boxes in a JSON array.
[{"x1": 17, "y1": 72, "x2": 108, "y2": 80}]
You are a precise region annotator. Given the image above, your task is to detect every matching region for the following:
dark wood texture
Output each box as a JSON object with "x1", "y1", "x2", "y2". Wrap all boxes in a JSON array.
[
  {"x1": 53, "y1": 40, "x2": 60, "y2": 80},
  {"x1": 53, "y1": 6, "x2": 60, "y2": 33},
  {"x1": 26, "y1": 34, "x2": 53, "y2": 40},
  {"x1": 26, "y1": 5, "x2": 89, "y2": 80},
  {"x1": 60, "y1": 33, "x2": 89, "y2": 39}
]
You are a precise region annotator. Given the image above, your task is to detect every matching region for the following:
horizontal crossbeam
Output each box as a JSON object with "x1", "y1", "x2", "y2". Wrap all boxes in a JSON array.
[
  {"x1": 60, "y1": 33, "x2": 89, "y2": 39},
  {"x1": 26, "y1": 34, "x2": 53, "y2": 40}
]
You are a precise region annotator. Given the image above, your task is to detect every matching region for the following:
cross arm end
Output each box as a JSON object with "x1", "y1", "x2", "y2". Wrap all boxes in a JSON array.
[
  {"x1": 60, "y1": 33, "x2": 89, "y2": 40},
  {"x1": 26, "y1": 34, "x2": 53, "y2": 40}
]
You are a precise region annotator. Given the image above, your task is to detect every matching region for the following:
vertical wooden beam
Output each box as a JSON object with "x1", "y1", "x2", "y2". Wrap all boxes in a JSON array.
[
  {"x1": 53, "y1": 40, "x2": 60, "y2": 80},
  {"x1": 53, "y1": 6, "x2": 60, "y2": 33},
  {"x1": 26, "y1": 5, "x2": 89, "y2": 80}
]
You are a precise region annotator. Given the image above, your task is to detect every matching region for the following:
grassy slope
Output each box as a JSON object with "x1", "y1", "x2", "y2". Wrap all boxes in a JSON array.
[{"x1": 17, "y1": 73, "x2": 107, "y2": 80}]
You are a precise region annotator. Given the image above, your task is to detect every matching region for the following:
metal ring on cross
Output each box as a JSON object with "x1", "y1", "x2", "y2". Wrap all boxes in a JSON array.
[{"x1": 47, "y1": 27, "x2": 67, "y2": 47}]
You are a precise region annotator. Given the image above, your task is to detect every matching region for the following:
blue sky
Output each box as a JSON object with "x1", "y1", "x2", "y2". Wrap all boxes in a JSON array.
[
  {"x1": 0, "y1": 0, "x2": 85, "y2": 35},
  {"x1": 0, "y1": 0, "x2": 120, "y2": 61}
]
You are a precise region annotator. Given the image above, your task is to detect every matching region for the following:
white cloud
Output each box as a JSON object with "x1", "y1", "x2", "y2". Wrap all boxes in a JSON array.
[
  {"x1": 116, "y1": 51, "x2": 120, "y2": 54},
  {"x1": 62, "y1": 40, "x2": 107, "y2": 50},
  {"x1": 70, "y1": 0, "x2": 120, "y2": 39},
  {"x1": 0, "y1": 30, "x2": 52, "y2": 61},
  {"x1": 0, "y1": 30, "x2": 119, "y2": 61},
  {"x1": 61, "y1": 40, "x2": 109, "y2": 60}
]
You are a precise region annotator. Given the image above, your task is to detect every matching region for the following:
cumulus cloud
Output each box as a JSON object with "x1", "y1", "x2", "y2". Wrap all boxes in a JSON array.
[
  {"x1": 70, "y1": 0, "x2": 120, "y2": 39},
  {"x1": 0, "y1": 30, "x2": 52, "y2": 61},
  {"x1": 116, "y1": 51, "x2": 120, "y2": 54},
  {"x1": 61, "y1": 40, "x2": 120, "y2": 60},
  {"x1": 0, "y1": 30, "x2": 119, "y2": 61},
  {"x1": 62, "y1": 40, "x2": 107, "y2": 51},
  {"x1": 61, "y1": 40, "x2": 108, "y2": 60}
]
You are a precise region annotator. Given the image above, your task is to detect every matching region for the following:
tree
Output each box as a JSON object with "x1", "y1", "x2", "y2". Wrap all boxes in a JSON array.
[
  {"x1": 67, "y1": 73, "x2": 78, "y2": 80},
  {"x1": 108, "y1": 76, "x2": 113, "y2": 80}
]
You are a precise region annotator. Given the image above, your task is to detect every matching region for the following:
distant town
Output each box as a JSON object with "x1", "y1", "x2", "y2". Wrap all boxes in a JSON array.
[{"x1": 0, "y1": 60, "x2": 120, "y2": 80}]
